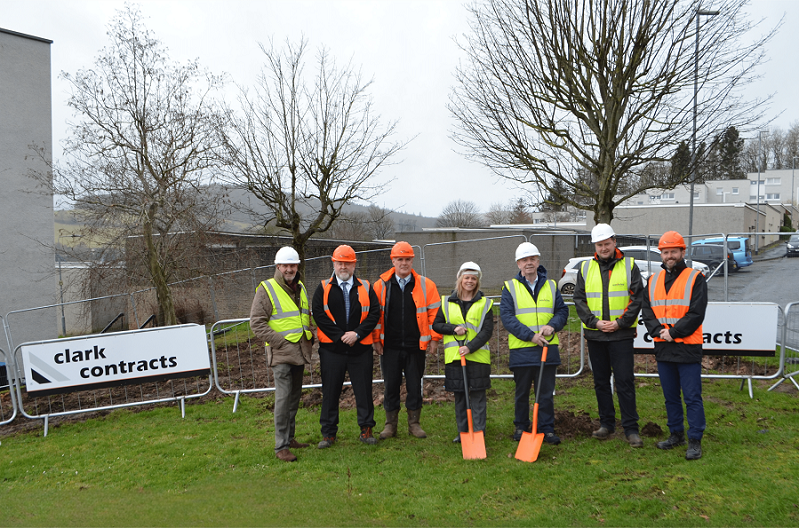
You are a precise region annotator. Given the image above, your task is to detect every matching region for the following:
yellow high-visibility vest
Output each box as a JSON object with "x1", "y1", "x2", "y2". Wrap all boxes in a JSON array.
[
  {"x1": 440, "y1": 296, "x2": 492, "y2": 365},
  {"x1": 504, "y1": 278, "x2": 559, "y2": 349},
  {"x1": 580, "y1": 257, "x2": 633, "y2": 329},
  {"x1": 257, "y1": 279, "x2": 312, "y2": 344}
]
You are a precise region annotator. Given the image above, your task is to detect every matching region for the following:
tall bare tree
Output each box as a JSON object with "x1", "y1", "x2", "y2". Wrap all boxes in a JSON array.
[
  {"x1": 450, "y1": 0, "x2": 778, "y2": 223},
  {"x1": 222, "y1": 39, "x2": 405, "y2": 274},
  {"x1": 436, "y1": 200, "x2": 484, "y2": 227},
  {"x1": 39, "y1": 6, "x2": 228, "y2": 326}
]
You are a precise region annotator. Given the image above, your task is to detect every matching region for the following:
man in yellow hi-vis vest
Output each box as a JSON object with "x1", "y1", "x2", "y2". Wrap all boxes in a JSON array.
[
  {"x1": 500, "y1": 242, "x2": 569, "y2": 445},
  {"x1": 574, "y1": 224, "x2": 645, "y2": 448},
  {"x1": 250, "y1": 246, "x2": 314, "y2": 462}
]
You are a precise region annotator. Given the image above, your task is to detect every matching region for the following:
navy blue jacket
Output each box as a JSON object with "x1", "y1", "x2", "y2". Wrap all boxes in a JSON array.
[{"x1": 500, "y1": 266, "x2": 569, "y2": 368}]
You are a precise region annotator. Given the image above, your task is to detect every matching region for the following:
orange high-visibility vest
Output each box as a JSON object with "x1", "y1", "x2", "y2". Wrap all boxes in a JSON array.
[
  {"x1": 316, "y1": 277, "x2": 373, "y2": 345},
  {"x1": 648, "y1": 267, "x2": 703, "y2": 345},
  {"x1": 371, "y1": 268, "x2": 441, "y2": 350}
]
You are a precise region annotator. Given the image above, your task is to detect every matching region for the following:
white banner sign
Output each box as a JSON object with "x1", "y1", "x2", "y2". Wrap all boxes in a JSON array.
[
  {"x1": 20, "y1": 324, "x2": 210, "y2": 395},
  {"x1": 634, "y1": 302, "x2": 778, "y2": 356}
]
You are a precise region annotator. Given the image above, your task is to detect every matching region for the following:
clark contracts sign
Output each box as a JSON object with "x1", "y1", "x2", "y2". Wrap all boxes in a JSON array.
[
  {"x1": 20, "y1": 324, "x2": 210, "y2": 396},
  {"x1": 634, "y1": 302, "x2": 779, "y2": 356}
]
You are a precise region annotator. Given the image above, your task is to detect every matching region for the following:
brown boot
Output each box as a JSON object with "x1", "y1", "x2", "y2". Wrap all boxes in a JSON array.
[
  {"x1": 379, "y1": 410, "x2": 399, "y2": 439},
  {"x1": 407, "y1": 408, "x2": 427, "y2": 438},
  {"x1": 275, "y1": 449, "x2": 297, "y2": 462}
]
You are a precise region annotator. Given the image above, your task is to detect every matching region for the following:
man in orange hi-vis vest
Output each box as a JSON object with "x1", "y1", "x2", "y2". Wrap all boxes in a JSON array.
[
  {"x1": 641, "y1": 231, "x2": 708, "y2": 461},
  {"x1": 372, "y1": 241, "x2": 441, "y2": 440},
  {"x1": 312, "y1": 245, "x2": 381, "y2": 449}
]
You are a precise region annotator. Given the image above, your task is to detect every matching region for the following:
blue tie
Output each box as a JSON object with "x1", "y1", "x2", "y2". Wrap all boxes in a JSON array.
[
  {"x1": 341, "y1": 282, "x2": 350, "y2": 324},
  {"x1": 398, "y1": 277, "x2": 407, "y2": 291}
]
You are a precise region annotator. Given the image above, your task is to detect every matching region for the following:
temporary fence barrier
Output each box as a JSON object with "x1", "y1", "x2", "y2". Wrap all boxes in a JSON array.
[
  {"x1": 1, "y1": 340, "x2": 19, "y2": 426},
  {"x1": 769, "y1": 301, "x2": 799, "y2": 392}
]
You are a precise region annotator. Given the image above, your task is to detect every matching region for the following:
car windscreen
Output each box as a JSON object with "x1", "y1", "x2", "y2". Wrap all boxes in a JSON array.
[{"x1": 790, "y1": 235, "x2": 799, "y2": 243}]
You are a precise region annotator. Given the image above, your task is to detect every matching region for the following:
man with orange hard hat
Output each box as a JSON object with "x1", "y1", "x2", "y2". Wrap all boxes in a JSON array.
[
  {"x1": 372, "y1": 241, "x2": 441, "y2": 439},
  {"x1": 312, "y1": 245, "x2": 381, "y2": 449},
  {"x1": 641, "y1": 231, "x2": 708, "y2": 460}
]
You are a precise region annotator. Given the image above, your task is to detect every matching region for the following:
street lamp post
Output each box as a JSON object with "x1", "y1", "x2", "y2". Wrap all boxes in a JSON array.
[
  {"x1": 755, "y1": 130, "x2": 764, "y2": 253},
  {"x1": 793, "y1": 155, "x2": 798, "y2": 207},
  {"x1": 688, "y1": 7, "x2": 720, "y2": 246}
]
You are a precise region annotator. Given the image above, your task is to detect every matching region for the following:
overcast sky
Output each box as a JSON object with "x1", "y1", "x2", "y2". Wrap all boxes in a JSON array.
[{"x1": 3, "y1": 0, "x2": 797, "y2": 217}]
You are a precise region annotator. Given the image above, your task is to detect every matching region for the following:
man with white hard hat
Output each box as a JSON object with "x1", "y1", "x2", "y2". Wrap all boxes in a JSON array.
[
  {"x1": 250, "y1": 246, "x2": 314, "y2": 462},
  {"x1": 500, "y1": 242, "x2": 569, "y2": 445},
  {"x1": 574, "y1": 224, "x2": 645, "y2": 448}
]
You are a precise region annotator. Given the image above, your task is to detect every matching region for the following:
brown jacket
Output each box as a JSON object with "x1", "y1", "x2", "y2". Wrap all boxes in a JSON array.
[{"x1": 250, "y1": 268, "x2": 313, "y2": 367}]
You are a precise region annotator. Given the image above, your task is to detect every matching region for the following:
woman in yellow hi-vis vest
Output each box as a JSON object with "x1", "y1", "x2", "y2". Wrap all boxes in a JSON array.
[
  {"x1": 500, "y1": 243, "x2": 569, "y2": 445},
  {"x1": 433, "y1": 262, "x2": 494, "y2": 443}
]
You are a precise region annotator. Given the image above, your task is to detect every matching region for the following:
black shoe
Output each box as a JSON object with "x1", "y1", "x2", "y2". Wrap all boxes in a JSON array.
[
  {"x1": 685, "y1": 438, "x2": 702, "y2": 460},
  {"x1": 592, "y1": 426, "x2": 613, "y2": 440},
  {"x1": 544, "y1": 432, "x2": 561, "y2": 445},
  {"x1": 453, "y1": 435, "x2": 462, "y2": 443},
  {"x1": 656, "y1": 432, "x2": 686, "y2": 450},
  {"x1": 626, "y1": 433, "x2": 644, "y2": 448},
  {"x1": 513, "y1": 426, "x2": 531, "y2": 442}
]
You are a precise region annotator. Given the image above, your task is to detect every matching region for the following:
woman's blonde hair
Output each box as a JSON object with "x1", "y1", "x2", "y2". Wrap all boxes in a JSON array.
[{"x1": 455, "y1": 271, "x2": 481, "y2": 300}]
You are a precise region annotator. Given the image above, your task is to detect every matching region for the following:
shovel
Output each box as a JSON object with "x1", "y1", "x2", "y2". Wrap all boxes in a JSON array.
[
  {"x1": 458, "y1": 339, "x2": 486, "y2": 460},
  {"x1": 515, "y1": 345, "x2": 548, "y2": 463}
]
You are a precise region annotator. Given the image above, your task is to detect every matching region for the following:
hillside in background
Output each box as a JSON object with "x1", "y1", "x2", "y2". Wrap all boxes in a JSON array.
[{"x1": 54, "y1": 186, "x2": 438, "y2": 247}]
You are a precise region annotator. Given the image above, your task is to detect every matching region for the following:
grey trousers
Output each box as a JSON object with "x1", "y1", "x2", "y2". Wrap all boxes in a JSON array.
[
  {"x1": 273, "y1": 363, "x2": 304, "y2": 452},
  {"x1": 454, "y1": 390, "x2": 487, "y2": 433}
]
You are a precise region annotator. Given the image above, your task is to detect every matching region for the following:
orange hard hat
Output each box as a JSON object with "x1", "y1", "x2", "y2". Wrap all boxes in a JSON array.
[
  {"x1": 658, "y1": 231, "x2": 686, "y2": 250},
  {"x1": 390, "y1": 241, "x2": 415, "y2": 258},
  {"x1": 332, "y1": 244, "x2": 357, "y2": 263}
]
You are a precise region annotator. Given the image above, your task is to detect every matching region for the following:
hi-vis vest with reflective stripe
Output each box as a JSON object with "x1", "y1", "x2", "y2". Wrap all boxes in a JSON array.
[
  {"x1": 648, "y1": 268, "x2": 703, "y2": 345},
  {"x1": 440, "y1": 296, "x2": 492, "y2": 365},
  {"x1": 580, "y1": 257, "x2": 634, "y2": 329},
  {"x1": 504, "y1": 278, "x2": 559, "y2": 348},
  {"x1": 372, "y1": 269, "x2": 441, "y2": 350},
  {"x1": 257, "y1": 279, "x2": 312, "y2": 345},
  {"x1": 317, "y1": 277, "x2": 373, "y2": 345}
]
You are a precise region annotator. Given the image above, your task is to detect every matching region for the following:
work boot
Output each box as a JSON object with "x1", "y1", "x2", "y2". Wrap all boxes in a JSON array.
[
  {"x1": 275, "y1": 449, "x2": 297, "y2": 462},
  {"x1": 317, "y1": 436, "x2": 336, "y2": 449},
  {"x1": 592, "y1": 426, "x2": 613, "y2": 440},
  {"x1": 685, "y1": 438, "x2": 703, "y2": 460},
  {"x1": 544, "y1": 432, "x2": 561, "y2": 445},
  {"x1": 656, "y1": 431, "x2": 686, "y2": 450},
  {"x1": 453, "y1": 435, "x2": 462, "y2": 443},
  {"x1": 407, "y1": 408, "x2": 427, "y2": 438},
  {"x1": 513, "y1": 426, "x2": 531, "y2": 441},
  {"x1": 359, "y1": 427, "x2": 378, "y2": 445},
  {"x1": 379, "y1": 410, "x2": 399, "y2": 439},
  {"x1": 626, "y1": 433, "x2": 644, "y2": 448},
  {"x1": 289, "y1": 438, "x2": 310, "y2": 449}
]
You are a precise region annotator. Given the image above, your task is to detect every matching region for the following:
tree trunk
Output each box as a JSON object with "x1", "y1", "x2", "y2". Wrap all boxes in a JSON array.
[{"x1": 143, "y1": 215, "x2": 177, "y2": 326}]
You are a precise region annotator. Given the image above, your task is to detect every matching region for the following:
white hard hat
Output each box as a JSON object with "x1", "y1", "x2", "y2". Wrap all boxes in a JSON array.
[
  {"x1": 591, "y1": 223, "x2": 615, "y2": 243},
  {"x1": 274, "y1": 246, "x2": 300, "y2": 265},
  {"x1": 515, "y1": 242, "x2": 540, "y2": 261},
  {"x1": 457, "y1": 261, "x2": 482, "y2": 279}
]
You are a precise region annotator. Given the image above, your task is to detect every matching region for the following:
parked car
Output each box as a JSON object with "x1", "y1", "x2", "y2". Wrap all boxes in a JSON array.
[
  {"x1": 688, "y1": 244, "x2": 738, "y2": 272},
  {"x1": 692, "y1": 237, "x2": 753, "y2": 268},
  {"x1": 618, "y1": 246, "x2": 711, "y2": 276},
  {"x1": 558, "y1": 255, "x2": 651, "y2": 296},
  {"x1": 787, "y1": 234, "x2": 799, "y2": 258}
]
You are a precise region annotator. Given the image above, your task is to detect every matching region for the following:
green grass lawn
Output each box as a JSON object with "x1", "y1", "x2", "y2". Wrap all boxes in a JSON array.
[{"x1": 1, "y1": 377, "x2": 797, "y2": 527}]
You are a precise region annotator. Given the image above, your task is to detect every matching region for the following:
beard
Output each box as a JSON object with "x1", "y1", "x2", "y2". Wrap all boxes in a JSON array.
[{"x1": 335, "y1": 270, "x2": 352, "y2": 282}]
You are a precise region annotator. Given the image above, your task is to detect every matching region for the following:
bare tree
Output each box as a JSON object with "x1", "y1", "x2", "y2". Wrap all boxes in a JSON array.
[
  {"x1": 484, "y1": 201, "x2": 513, "y2": 225},
  {"x1": 221, "y1": 39, "x2": 406, "y2": 274},
  {"x1": 450, "y1": 0, "x2": 778, "y2": 223},
  {"x1": 366, "y1": 205, "x2": 396, "y2": 240},
  {"x1": 436, "y1": 200, "x2": 484, "y2": 228},
  {"x1": 322, "y1": 206, "x2": 394, "y2": 241},
  {"x1": 36, "y1": 6, "x2": 228, "y2": 326}
]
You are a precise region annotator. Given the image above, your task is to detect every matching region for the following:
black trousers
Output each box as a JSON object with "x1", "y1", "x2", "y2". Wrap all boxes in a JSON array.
[
  {"x1": 587, "y1": 339, "x2": 640, "y2": 434},
  {"x1": 381, "y1": 347, "x2": 426, "y2": 412},
  {"x1": 319, "y1": 348, "x2": 376, "y2": 437}
]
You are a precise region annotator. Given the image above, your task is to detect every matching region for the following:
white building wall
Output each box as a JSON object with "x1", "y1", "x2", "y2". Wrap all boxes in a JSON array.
[{"x1": 0, "y1": 28, "x2": 55, "y2": 348}]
